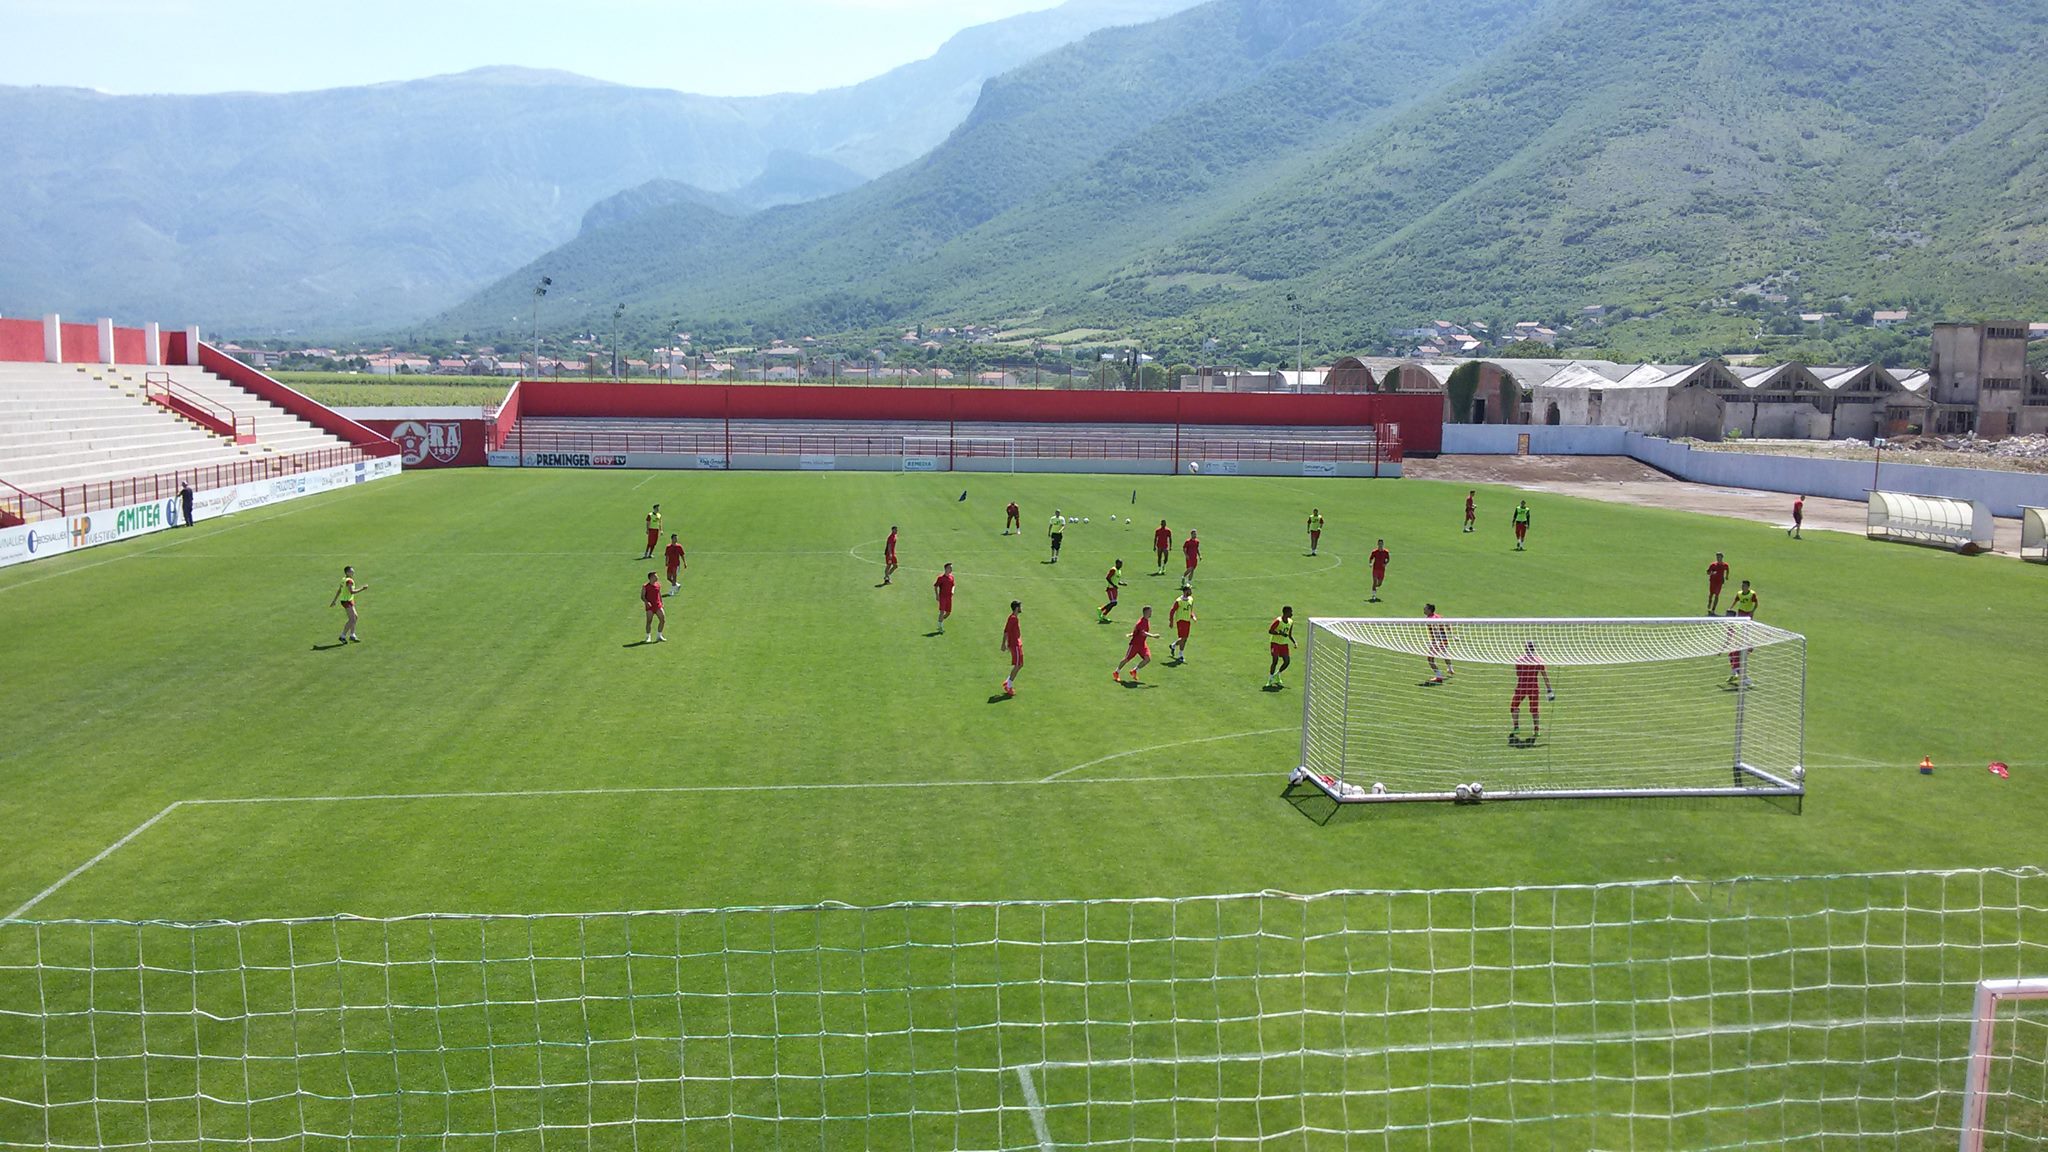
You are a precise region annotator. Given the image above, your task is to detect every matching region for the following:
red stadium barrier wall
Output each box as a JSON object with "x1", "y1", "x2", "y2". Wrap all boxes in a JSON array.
[
  {"x1": 59, "y1": 323, "x2": 98, "y2": 363},
  {"x1": 163, "y1": 330, "x2": 188, "y2": 366},
  {"x1": 0, "y1": 319, "x2": 41, "y2": 361},
  {"x1": 355, "y1": 418, "x2": 489, "y2": 467},
  {"x1": 514, "y1": 382, "x2": 1444, "y2": 452},
  {"x1": 113, "y1": 327, "x2": 149, "y2": 364},
  {"x1": 490, "y1": 381, "x2": 524, "y2": 452},
  {"x1": 197, "y1": 343, "x2": 401, "y2": 456}
]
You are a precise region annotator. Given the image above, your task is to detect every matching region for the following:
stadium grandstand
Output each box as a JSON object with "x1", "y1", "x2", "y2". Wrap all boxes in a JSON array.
[{"x1": 0, "y1": 315, "x2": 397, "y2": 530}]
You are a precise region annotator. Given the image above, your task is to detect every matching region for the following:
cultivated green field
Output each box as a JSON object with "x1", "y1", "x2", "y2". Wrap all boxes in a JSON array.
[{"x1": 2, "y1": 471, "x2": 2043, "y2": 1150}]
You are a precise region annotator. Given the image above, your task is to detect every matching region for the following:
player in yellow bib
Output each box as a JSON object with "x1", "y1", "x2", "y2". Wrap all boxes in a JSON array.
[
  {"x1": 1305, "y1": 510, "x2": 1324, "y2": 555},
  {"x1": 329, "y1": 565, "x2": 368, "y2": 643}
]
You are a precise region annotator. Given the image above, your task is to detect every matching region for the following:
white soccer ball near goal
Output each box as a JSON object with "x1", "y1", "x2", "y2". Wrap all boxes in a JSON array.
[{"x1": 1187, "y1": 462, "x2": 1200, "y2": 474}]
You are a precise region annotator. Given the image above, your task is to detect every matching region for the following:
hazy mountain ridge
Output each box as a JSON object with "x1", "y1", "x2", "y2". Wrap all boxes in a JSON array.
[
  {"x1": 0, "y1": 0, "x2": 1204, "y2": 332},
  {"x1": 443, "y1": 0, "x2": 2048, "y2": 352}
]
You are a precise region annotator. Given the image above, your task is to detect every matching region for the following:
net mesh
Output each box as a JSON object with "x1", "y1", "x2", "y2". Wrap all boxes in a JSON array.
[
  {"x1": 1972, "y1": 987, "x2": 2048, "y2": 1151},
  {"x1": 3, "y1": 869, "x2": 2045, "y2": 1151},
  {"x1": 1301, "y1": 618, "x2": 1804, "y2": 799}
]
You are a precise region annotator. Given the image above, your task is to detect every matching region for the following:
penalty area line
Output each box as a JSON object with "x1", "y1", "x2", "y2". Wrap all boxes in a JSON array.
[
  {"x1": 5, "y1": 802, "x2": 184, "y2": 920},
  {"x1": 1041, "y1": 727, "x2": 1295, "y2": 783}
]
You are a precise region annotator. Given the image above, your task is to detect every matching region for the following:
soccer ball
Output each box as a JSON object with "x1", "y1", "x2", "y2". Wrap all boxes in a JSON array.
[
  {"x1": 1370, "y1": 782, "x2": 1387, "y2": 796},
  {"x1": 1081, "y1": 517, "x2": 1089, "y2": 524},
  {"x1": 1469, "y1": 781, "x2": 1485, "y2": 800},
  {"x1": 1455, "y1": 783, "x2": 1472, "y2": 803},
  {"x1": 1187, "y1": 462, "x2": 1200, "y2": 474},
  {"x1": 1124, "y1": 517, "x2": 1132, "y2": 525}
]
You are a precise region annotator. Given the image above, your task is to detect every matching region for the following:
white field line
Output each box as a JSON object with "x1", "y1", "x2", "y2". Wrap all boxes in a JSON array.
[
  {"x1": 1, "y1": 769, "x2": 1277, "y2": 921},
  {"x1": 1022, "y1": 1011, "x2": 1970, "y2": 1074},
  {"x1": 1014, "y1": 1066, "x2": 1055, "y2": 1152},
  {"x1": 1041, "y1": 727, "x2": 1294, "y2": 783},
  {"x1": 630, "y1": 473, "x2": 660, "y2": 490},
  {"x1": 5, "y1": 803, "x2": 184, "y2": 920}
]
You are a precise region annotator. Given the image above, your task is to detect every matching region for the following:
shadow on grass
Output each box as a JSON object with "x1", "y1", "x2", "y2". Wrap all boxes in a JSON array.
[
  {"x1": 924, "y1": 630, "x2": 946, "y2": 638},
  {"x1": 1281, "y1": 782, "x2": 1803, "y2": 825},
  {"x1": 310, "y1": 641, "x2": 349, "y2": 652},
  {"x1": 622, "y1": 639, "x2": 655, "y2": 648},
  {"x1": 985, "y1": 693, "x2": 1014, "y2": 705}
]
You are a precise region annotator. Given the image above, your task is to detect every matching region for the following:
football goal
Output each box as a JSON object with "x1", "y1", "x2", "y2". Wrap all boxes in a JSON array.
[
  {"x1": 900, "y1": 436, "x2": 1016, "y2": 472},
  {"x1": 2021, "y1": 507, "x2": 2047, "y2": 562},
  {"x1": 1959, "y1": 978, "x2": 2048, "y2": 1152},
  {"x1": 2, "y1": 868, "x2": 2041, "y2": 1151},
  {"x1": 1291, "y1": 616, "x2": 1805, "y2": 803}
]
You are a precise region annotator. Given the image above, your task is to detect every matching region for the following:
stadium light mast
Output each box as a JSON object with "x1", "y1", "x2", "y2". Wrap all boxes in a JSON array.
[
  {"x1": 1287, "y1": 292, "x2": 1304, "y2": 392},
  {"x1": 611, "y1": 304, "x2": 625, "y2": 379},
  {"x1": 530, "y1": 276, "x2": 551, "y2": 377}
]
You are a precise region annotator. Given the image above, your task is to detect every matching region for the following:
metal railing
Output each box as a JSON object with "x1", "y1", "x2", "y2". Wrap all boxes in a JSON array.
[
  {"x1": 144, "y1": 372, "x2": 256, "y2": 444},
  {"x1": 506, "y1": 425, "x2": 1401, "y2": 463},
  {"x1": 0, "y1": 445, "x2": 374, "y2": 525}
]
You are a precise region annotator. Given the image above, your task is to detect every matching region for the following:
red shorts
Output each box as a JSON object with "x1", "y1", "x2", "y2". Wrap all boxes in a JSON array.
[
  {"x1": 1371, "y1": 565, "x2": 1387, "y2": 581},
  {"x1": 1270, "y1": 643, "x2": 1290, "y2": 658},
  {"x1": 1125, "y1": 642, "x2": 1151, "y2": 661},
  {"x1": 1009, "y1": 644, "x2": 1024, "y2": 663},
  {"x1": 1512, "y1": 688, "x2": 1539, "y2": 706},
  {"x1": 885, "y1": 551, "x2": 897, "y2": 565},
  {"x1": 647, "y1": 528, "x2": 660, "y2": 545},
  {"x1": 666, "y1": 564, "x2": 680, "y2": 579},
  {"x1": 1175, "y1": 620, "x2": 1192, "y2": 640},
  {"x1": 1310, "y1": 530, "x2": 1321, "y2": 541},
  {"x1": 1184, "y1": 558, "x2": 1199, "y2": 571},
  {"x1": 938, "y1": 596, "x2": 953, "y2": 613},
  {"x1": 1105, "y1": 588, "x2": 1119, "y2": 601},
  {"x1": 1709, "y1": 581, "x2": 1725, "y2": 594},
  {"x1": 1515, "y1": 523, "x2": 1528, "y2": 537},
  {"x1": 644, "y1": 602, "x2": 663, "y2": 614}
]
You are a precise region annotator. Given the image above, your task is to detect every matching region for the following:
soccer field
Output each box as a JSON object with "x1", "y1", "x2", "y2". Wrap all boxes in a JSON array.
[{"x1": 2, "y1": 470, "x2": 2044, "y2": 1149}]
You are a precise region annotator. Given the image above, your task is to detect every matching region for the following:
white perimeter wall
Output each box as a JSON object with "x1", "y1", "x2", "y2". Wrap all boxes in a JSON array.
[
  {"x1": 0, "y1": 457, "x2": 402, "y2": 569},
  {"x1": 1442, "y1": 425, "x2": 2048, "y2": 517}
]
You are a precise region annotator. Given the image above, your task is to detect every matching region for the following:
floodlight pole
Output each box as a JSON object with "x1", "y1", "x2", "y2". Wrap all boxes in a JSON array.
[
  {"x1": 530, "y1": 276, "x2": 551, "y2": 377},
  {"x1": 611, "y1": 303, "x2": 624, "y2": 379},
  {"x1": 1873, "y1": 437, "x2": 1885, "y2": 491},
  {"x1": 1287, "y1": 292, "x2": 1304, "y2": 391}
]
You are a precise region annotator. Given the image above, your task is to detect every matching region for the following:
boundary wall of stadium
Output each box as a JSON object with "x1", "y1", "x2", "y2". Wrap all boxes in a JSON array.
[
  {"x1": 1444, "y1": 424, "x2": 2048, "y2": 518},
  {"x1": 0, "y1": 456, "x2": 401, "y2": 570}
]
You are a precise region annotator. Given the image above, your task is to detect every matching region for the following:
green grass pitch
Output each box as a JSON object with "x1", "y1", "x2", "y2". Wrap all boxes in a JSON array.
[{"x1": 1, "y1": 470, "x2": 2044, "y2": 1150}]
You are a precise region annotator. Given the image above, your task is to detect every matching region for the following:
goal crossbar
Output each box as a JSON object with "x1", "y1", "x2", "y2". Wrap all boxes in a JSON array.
[
  {"x1": 1293, "y1": 616, "x2": 1806, "y2": 804},
  {"x1": 1958, "y1": 977, "x2": 2048, "y2": 1152}
]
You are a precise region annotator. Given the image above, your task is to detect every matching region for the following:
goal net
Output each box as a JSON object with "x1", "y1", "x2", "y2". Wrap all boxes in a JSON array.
[
  {"x1": 2, "y1": 869, "x2": 2042, "y2": 1151},
  {"x1": 1293, "y1": 617, "x2": 1804, "y2": 803},
  {"x1": 900, "y1": 436, "x2": 1016, "y2": 472}
]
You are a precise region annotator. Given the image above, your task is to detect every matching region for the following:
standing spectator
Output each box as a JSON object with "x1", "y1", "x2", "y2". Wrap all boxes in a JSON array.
[{"x1": 179, "y1": 480, "x2": 195, "y2": 528}]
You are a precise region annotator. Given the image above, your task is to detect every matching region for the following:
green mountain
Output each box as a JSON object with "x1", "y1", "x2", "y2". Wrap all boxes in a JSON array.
[
  {"x1": 0, "y1": 0, "x2": 1202, "y2": 333},
  {"x1": 440, "y1": 0, "x2": 2048, "y2": 358}
]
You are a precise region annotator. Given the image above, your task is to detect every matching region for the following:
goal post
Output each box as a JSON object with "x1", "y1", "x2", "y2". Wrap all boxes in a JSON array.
[
  {"x1": 1959, "y1": 978, "x2": 2048, "y2": 1152},
  {"x1": 899, "y1": 436, "x2": 1015, "y2": 472},
  {"x1": 1291, "y1": 616, "x2": 1805, "y2": 803}
]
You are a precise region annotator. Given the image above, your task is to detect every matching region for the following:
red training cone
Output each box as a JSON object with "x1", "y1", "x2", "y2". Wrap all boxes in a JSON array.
[
  {"x1": 1919, "y1": 757, "x2": 1934, "y2": 775},
  {"x1": 1988, "y1": 762, "x2": 2010, "y2": 779}
]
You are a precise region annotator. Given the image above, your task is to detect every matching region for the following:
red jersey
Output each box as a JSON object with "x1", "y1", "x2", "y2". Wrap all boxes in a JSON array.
[
  {"x1": 1002, "y1": 613, "x2": 1022, "y2": 650},
  {"x1": 1183, "y1": 537, "x2": 1200, "y2": 562},
  {"x1": 1005, "y1": 502, "x2": 1019, "y2": 518},
  {"x1": 1514, "y1": 655, "x2": 1545, "y2": 692},
  {"x1": 1129, "y1": 617, "x2": 1152, "y2": 645},
  {"x1": 1153, "y1": 526, "x2": 1172, "y2": 550},
  {"x1": 884, "y1": 532, "x2": 898, "y2": 559},
  {"x1": 1465, "y1": 496, "x2": 1475, "y2": 514},
  {"x1": 1792, "y1": 499, "x2": 1805, "y2": 518},
  {"x1": 664, "y1": 542, "x2": 685, "y2": 569},
  {"x1": 1369, "y1": 547, "x2": 1390, "y2": 571},
  {"x1": 934, "y1": 572, "x2": 955, "y2": 600},
  {"x1": 641, "y1": 580, "x2": 663, "y2": 610},
  {"x1": 1707, "y1": 560, "x2": 1729, "y2": 588}
]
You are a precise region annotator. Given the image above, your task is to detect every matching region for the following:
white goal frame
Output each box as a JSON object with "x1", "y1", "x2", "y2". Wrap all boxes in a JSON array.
[
  {"x1": 1958, "y1": 977, "x2": 2048, "y2": 1152},
  {"x1": 2021, "y1": 507, "x2": 2047, "y2": 562},
  {"x1": 899, "y1": 435, "x2": 1015, "y2": 472},
  {"x1": 1290, "y1": 616, "x2": 1806, "y2": 804}
]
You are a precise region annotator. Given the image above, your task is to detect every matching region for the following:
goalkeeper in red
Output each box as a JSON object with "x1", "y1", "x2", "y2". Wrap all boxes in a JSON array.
[{"x1": 1510, "y1": 640, "x2": 1553, "y2": 738}]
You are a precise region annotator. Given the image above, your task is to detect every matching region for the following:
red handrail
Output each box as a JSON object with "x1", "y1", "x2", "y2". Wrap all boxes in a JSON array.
[
  {"x1": 144, "y1": 372, "x2": 257, "y2": 444},
  {"x1": 3, "y1": 445, "x2": 375, "y2": 525}
]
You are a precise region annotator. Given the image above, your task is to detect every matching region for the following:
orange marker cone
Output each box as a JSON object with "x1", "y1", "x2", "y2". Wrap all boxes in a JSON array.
[{"x1": 1919, "y1": 757, "x2": 1935, "y2": 775}]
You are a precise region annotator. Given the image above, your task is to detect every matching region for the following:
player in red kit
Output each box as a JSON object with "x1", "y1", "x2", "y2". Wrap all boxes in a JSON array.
[
  {"x1": 933, "y1": 562, "x2": 955, "y2": 633},
  {"x1": 1424, "y1": 603, "x2": 1454, "y2": 682},
  {"x1": 1510, "y1": 641, "x2": 1553, "y2": 739},
  {"x1": 664, "y1": 534, "x2": 686, "y2": 593},
  {"x1": 1368, "y1": 539, "x2": 1390, "y2": 602},
  {"x1": 640, "y1": 571, "x2": 666, "y2": 643},
  {"x1": 1004, "y1": 502, "x2": 1021, "y2": 535},
  {"x1": 1705, "y1": 552, "x2": 1730, "y2": 614},
  {"x1": 883, "y1": 526, "x2": 899, "y2": 585},
  {"x1": 1181, "y1": 530, "x2": 1200, "y2": 584},
  {"x1": 1113, "y1": 605, "x2": 1154, "y2": 682},
  {"x1": 1001, "y1": 600, "x2": 1023, "y2": 695},
  {"x1": 1152, "y1": 520, "x2": 1173, "y2": 574},
  {"x1": 1463, "y1": 491, "x2": 1476, "y2": 533},
  {"x1": 1097, "y1": 559, "x2": 1126, "y2": 622},
  {"x1": 1788, "y1": 496, "x2": 1804, "y2": 539}
]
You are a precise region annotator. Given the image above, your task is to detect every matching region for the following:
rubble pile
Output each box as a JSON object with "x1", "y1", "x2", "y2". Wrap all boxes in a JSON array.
[{"x1": 1872, "y1": 434, "x2": 2048, "y2": 460}]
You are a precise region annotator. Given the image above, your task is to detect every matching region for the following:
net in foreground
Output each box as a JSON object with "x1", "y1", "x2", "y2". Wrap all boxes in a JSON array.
[{"x1": 1290, "y1": 617, "x2": 1805, "y2": 804}]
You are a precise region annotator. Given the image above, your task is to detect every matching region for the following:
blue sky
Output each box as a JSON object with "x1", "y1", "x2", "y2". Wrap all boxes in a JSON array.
[{"x1": 4, "y1": 0, "x2": 1062, "y2": 96}]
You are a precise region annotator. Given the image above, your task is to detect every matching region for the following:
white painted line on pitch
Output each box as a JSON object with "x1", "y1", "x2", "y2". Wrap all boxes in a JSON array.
[
  {"x1": 5, "y1": 802, "x2": 184, "y2": 920},
  {"x1": 0, "y1": 501, "x2": 331, "y2": 594},
  {"x1": 1014, "y1": 1066, "x2": 1055, "y2": 1152},
  {"x1": 1041, "y1": 728, "x2": 1294, "y2": 783},
  {"x1": 3, "y1": 771, "x2": 1276, "y2": 919},
  {"x1": 631, "y1": 473, "x2": 659, "y2": 490},
  {"x1": 1025, "y1": 1011, "x2": 1969, "y2": 1074}
]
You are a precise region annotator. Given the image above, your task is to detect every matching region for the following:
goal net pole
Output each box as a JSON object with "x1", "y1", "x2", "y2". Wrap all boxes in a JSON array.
[
  {"x1": 1291, "y1": 616, "x2": 1806, "y2": 803},
  {"x1": 1958, "y1": 977, "x2": 2048, "y2": 1152}
]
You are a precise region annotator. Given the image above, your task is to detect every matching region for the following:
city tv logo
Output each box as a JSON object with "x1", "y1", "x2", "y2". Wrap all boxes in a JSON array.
[{"x1": 391, "y1": 420, "x2": 465, "y2": 466}]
